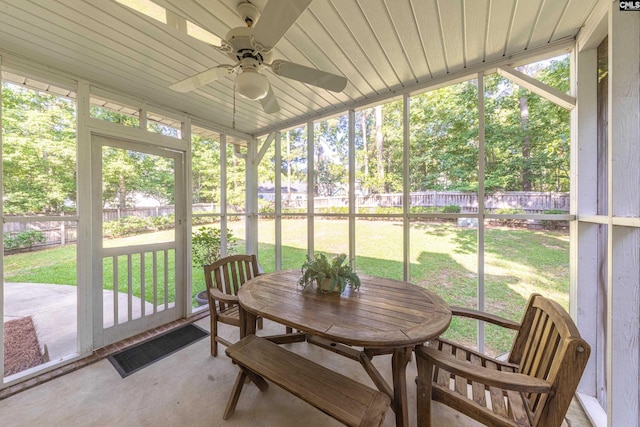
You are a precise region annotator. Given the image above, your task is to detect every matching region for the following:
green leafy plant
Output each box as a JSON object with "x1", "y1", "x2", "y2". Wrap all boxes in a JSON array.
[
  {"x1": 4, "y1": 229, "x2": 46, "y2": 251},
  {"x1": 541, "y1": 209, "x2": 569, "y2": 230},
  {"x1": 191, "y1": 227, "x2": 236, "y2": 267},
  {"x1": 298, "y1": 253, "x2": 361, "y2": 293},
  {"x1": 442, "y1": 204, "x2": 461, "y2": 213}
]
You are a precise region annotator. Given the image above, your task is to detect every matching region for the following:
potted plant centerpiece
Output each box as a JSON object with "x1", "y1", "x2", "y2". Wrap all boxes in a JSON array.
[{"x1": 298, "y1": 253, "x2": 361, "y2": 293}]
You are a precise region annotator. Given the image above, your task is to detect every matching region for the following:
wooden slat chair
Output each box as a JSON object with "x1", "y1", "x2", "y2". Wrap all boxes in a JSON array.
[
  {"x1": 415, "y1": 293, "x2": 590, "y2": 427},
  {"x1": 203, "y1": 254, "x2": 264, "y2": 357}
]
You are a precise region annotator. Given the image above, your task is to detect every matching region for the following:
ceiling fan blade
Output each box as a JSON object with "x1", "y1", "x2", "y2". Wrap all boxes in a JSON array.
[
  {"x1": 169, "y1": 65, "x2": 236, "y2": 92},
  {"x1": 260, "y1": 85, "x2": 280, "y2": 114},
  {"x1": 270, "y1": 60, "x2": 347, "y2": 92},
  {"x1": 252, "y1": 0, "x2": 314, "y2": 50}
]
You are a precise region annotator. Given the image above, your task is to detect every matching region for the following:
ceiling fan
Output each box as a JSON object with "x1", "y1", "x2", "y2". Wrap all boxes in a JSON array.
[{"x1": 169, "y1": 0, "x2": 348, "y2": 114}]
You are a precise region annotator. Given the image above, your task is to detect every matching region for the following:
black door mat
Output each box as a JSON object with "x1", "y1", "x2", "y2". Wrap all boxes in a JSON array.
[{"x1": 108, "y1": 324, "x2": 209, "y2": 378}]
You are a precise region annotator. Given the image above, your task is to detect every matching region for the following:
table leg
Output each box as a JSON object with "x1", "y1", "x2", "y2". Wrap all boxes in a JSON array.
[
  {"x1": 391, "y1": 347, "x2": 413, "y2": 427},
  {"x1": 239, "y1": 306, "x2": 257, "y2": 338}
]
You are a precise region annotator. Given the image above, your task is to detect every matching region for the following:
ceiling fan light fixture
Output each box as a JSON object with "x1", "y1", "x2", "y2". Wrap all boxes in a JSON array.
[{"x1": 236, "y1": 70, "x2": 269, "y2": 100}]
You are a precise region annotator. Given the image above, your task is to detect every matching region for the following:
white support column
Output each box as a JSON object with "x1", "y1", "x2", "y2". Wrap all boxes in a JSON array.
[
  {"x1": 307, "y1": 122, "x2": 315, "y2": 256},
  {"x1": 274, "y1": 132, "x2": 282, "y2": 270},
  {"x1": 607, "y1": 4, "x2": 640, "y2": 426},
  {"x1": 570, "y1": 46, "x2": 600, "y2": 397},
  {"x1": 0, "y1": 54, "x2": 4, "y2": 375},
  {"x1": 220, "y1": 133, "x2": 228, "y2": 256},
  {"x1": 402, "y1": 94, "x2": 410, "y2": 282},
  {"x1": 139, "y1": 103, "x2": 147, "y2": 130},
  {"x1": 348, "y1": 110, "x2": 356, "y2": 267},
  {"x1": 477, "y1": 73, "x2": 486, "y2": 353},
  {"x1": 246, "y1": 138, "x2": 259, "y2": 256},
  {"x1": 76, "y1": 80, "x2": 94, "y2": 354},
  {"x1": 182, "y1": 117, "x2": 193, "y2": 312}
]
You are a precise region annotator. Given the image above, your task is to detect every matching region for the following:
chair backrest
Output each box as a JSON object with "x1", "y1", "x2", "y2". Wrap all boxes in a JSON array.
[
  {"x1": 507, "y1": 293, "x2": 591, "y2": 426},
  {"x1": 203, "y1": 254, "x2": 260, "y2": 312}
]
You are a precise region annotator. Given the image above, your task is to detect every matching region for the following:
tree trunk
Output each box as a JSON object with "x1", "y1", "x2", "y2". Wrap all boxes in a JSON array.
[
  {"x1": 286, "y1": 131, "x2": 292, "y2": 202},
  {"x1": 118, "y1": 174, "x2": 127, "y2": 209},
  {"x1": 519, "y1": 93, "x2": 532, "y2": 191},
  {"x1": 361, "y1": 110, "x2": 369, "y2": 178},
  {"x1": 375, "y1": 105, "x2": 384, "y2": 192}
]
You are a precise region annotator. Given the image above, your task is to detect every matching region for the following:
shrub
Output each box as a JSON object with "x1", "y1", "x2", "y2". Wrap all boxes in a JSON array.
[
  {"x1": 317, "y1": 206, "x2": 349, "y2": 215},
  {"x1": 258, "y1": 199, "x2": 275, "y2": 213},
  {"x1": 192, "y1": 216, "x2": 216, "y2": 226},
  {"x1": 491, "y1": 207, "x2": 526, "y2": 227},
  {"x1": 373, "y1": 206, "x2": 402, "y2": 215},
  {"x1": 442, "y1": 205, "x2": 461, "y2": 213},
  {"x1": 192, "y1": 227, "x2": 236, "y2": 267},
  {"x1": 4, "y1": 229, "x2": 46, "y2": 251},
  {"x1": 149, "y1": 214, "x2": 174, "y2": 230},
  {"x1": 103, "y1": 216, "x2": 154, "y2": 238},
  {"x1": 541, "y1": 209, "x2": 569, "y2": 230}
]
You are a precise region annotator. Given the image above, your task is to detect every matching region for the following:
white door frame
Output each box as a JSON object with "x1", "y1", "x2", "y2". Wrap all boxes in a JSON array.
[{"x1": 91, "y1": 134, "x2": 186, "y2": 348}]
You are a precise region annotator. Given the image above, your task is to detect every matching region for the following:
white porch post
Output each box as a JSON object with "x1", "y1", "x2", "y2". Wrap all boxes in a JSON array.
[
  {"x1": 246, "y1": 137, "x2": 259, "y2": 256},
  {"x1": 570, "y1": 45, "x2": 599, "y2": 396},
  {"x1": 220, "y1": 133, "x2": 228, "y2": 256},
  {"x1": 274, "y1": 132, "x2": 282, "y2": 270},
  {"x1": 76, "y1": 80, "x2": 94, "y2": 353},
  {"x1": 307, "y1": 122, "x2": 315, "y2": 256},
  {"x1": 0, "y1": 54, "x2": 4, "y2": 375},
  {"x1": 607, "y1": 3, "x2": 640, "y2": 426},
  {"x1": 182, "y1": 117, "x2": 193, "y2": 311}
]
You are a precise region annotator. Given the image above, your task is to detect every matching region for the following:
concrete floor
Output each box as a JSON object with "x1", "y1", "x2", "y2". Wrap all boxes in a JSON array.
[{"x1": 0, "y1": 316, "x2": 594, "y2": 427}]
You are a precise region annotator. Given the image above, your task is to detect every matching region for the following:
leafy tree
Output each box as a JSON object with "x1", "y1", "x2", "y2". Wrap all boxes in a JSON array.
[
  {"x1": 355, "y1": 101, "x2": 404, "y2": 195},
  {"x1": 226, "y1": 143, "x2": 246, "y2": 211},
  {"x1": 2, "y1": 83, "x2": 76, "y2": 214},
  {"x1": 191, "y1": 134, "x2": 221, "y2": 204},
  {"x1": 314, "y1": 116, "x2": 349, "y2": 197},
  {"x1": 484, "y1": 56, "x2": 570, "y2": 192},
  {"x1": 409, "y1": 81, "x2": 479, "y2": 192}
]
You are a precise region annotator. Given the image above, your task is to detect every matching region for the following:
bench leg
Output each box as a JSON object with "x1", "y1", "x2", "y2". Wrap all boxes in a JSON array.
[
  {"x1": 244, "y1": 367, "x2": 269, "y2": 391},
  {"x1": 224, "y1": 367, "x2": 270, "y2": 420},
  {"x1": 223, "y1": 370, "x2": 247, "y2": 420}
]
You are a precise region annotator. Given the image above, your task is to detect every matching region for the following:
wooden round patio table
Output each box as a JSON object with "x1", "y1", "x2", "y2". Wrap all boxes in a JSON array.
[{"x1": 238, "y1": 270, "x2": 452, "y2": 427}]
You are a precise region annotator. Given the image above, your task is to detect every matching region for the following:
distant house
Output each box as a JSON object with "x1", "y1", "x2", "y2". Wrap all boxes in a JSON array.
[{"x1": 258, "y1": 183, "x2": 307, "y2": 202}]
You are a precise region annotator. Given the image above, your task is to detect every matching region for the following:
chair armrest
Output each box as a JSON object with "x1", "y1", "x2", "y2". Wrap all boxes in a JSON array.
[
  {"x1": 450, "y1": 306, "x2": 520, "y2": 330},
  {"x1": 209, "y1": 288, "x2": 239, "y2": 304},
  {"x1": 416, "y1": 345, "x2": 552, "y2": 394}
]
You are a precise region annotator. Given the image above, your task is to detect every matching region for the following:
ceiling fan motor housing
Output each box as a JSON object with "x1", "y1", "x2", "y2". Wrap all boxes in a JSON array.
[
  {"x1": 225, "y1": 26, "x2": 272, "y2": 64},
  {"x1": 169, "y1": 0, "x2": 346, "y2": 115}
]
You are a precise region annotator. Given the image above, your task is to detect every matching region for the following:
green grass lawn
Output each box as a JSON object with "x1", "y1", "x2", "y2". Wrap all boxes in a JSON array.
[{"x1": 4, "y1": 218, "x2": 569, "y2": 355}]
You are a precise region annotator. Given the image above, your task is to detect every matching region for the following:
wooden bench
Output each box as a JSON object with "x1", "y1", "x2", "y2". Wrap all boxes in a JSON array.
[
  {"x1": 415, "y1": 294, "x2": 591, "y2": 427},
  {"x1": 224, "y1": 334, "x2": 391, "y2": 427}
]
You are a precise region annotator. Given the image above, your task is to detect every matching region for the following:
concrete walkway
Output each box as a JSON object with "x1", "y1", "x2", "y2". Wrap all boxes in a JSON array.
[{"x1": 3, "y1": 282, "x2": 153, "y2": 362}]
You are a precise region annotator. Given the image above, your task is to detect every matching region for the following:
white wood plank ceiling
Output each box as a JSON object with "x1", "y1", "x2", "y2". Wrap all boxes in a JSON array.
[{"x1": 0, "y1": 0, "x2": 600, "y2": 137}]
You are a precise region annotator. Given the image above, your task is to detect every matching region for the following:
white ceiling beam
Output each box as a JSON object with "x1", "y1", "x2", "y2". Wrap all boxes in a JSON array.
[
  {"x1": 577, "y1": 0, "x2": 608, "y2": 52},
  {"x1": 496, "y1": 65, "x2": 576, "y2": 110},
  {"x1": 256, "y1": 132, "x2": 274, "y2": 163},
  {"x1": 254, "y1": 38, "x2": 575, "y2": 136}
]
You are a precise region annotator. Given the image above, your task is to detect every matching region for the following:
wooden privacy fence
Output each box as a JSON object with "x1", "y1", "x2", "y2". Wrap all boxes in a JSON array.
[
  {"x1": 3, "y1": 193, "x2": 568, "y2": 251},
  {"x1": 313, "y1": 191, "x2": 569, "y2": 214},
  {"x1": 2, "y1": 203, "x2": 216, "y2": 252}
]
